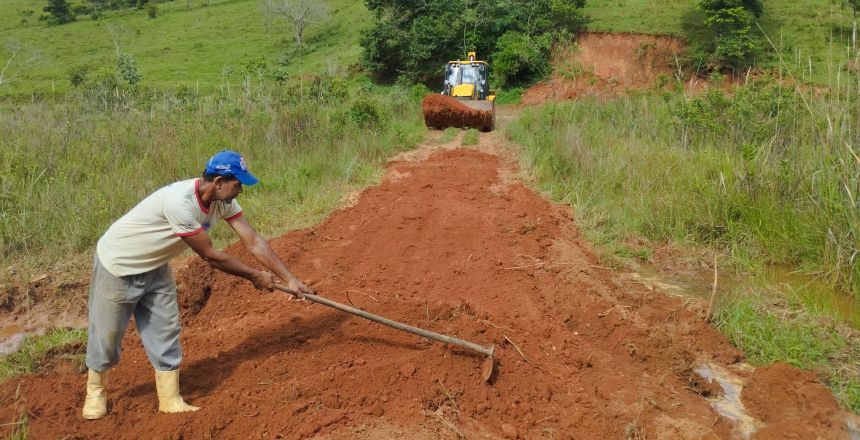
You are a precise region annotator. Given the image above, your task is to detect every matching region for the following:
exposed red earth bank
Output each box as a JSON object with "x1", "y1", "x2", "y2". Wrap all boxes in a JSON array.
[
  {"x1": 1, "y1": 133, "x2": 853, "y2": 439},
  {"x1": 521, "y1": 32, "x2": 736, "y2": 105}
]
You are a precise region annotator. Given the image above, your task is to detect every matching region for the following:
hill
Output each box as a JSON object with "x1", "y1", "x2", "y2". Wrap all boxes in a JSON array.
[
  {"x1": 1, "y1": 0, "x2": 370, "y2": 95},
  {"x1": 4, "y1": 0, "x2": 858, "y2": 96}
]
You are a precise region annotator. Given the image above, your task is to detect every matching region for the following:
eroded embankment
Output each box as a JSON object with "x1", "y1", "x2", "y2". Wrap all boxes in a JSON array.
[
  {"x1": 521, "y1": 32, "x2": 735, "y2": 105},
  {"x1": 0, "y1": 133, "x2": 851, "y2": 439}
]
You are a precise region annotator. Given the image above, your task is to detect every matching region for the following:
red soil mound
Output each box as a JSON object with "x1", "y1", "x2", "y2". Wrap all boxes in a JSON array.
[
  {"x1": 743, "y1": 363, "x2": 849, "y2": 439},
  {"x1": 0, "y1": 140, "x2": 849, "y2": 439},
  {"x1": 422, "y1": 94, "x2": 492, "y2": 130}
]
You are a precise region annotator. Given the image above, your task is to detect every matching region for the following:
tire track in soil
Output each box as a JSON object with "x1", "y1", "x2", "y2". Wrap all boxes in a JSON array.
[{"x1": 0, "y1": 130, "x2": 851, "y2": 439}]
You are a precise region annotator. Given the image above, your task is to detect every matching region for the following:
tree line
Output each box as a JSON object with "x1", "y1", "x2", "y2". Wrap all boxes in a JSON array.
[
  {"x1": 358, "y1": 0, "x2": 860, "y2": 85},
  {"x1": 359, "y1": 0, "x2": 588, "y2": 86},
  {"x1": 41, "y1": 0, "x2": 166, "y2": 24}
]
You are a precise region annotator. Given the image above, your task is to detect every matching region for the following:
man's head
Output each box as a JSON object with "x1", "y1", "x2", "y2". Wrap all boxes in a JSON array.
[{"x1": 202, "y1": 150, "x2": 259, "y2": 203}]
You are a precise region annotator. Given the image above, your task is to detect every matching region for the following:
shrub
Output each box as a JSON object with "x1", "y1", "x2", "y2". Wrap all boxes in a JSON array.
[
  {"x1": 410, "y1": 83, "x2": 431, "y2": 101},
  {"x1": 348, "y1": 98, "x2": 388, "y2": 129},
  {"x1": 67, "y1": 64, "x2": 90, "y2": 88},
  {"x1": 685, "y1": 0, "x2": 765, "y2": 74},
  {"x1": 41, "y1": 0, "x2": 76, "y2": 25},
  {"x1": 492, "y1": 31, "x2": 553, "y2": 86},
  {"x1": 271, "y1": 67, "x2": 289, "y2": 83},
  {"x1": 117, "y1": 54, "x2": 142, "y2": 86},
  {"x1": 71, "y1": 4, "x2": 94, "y2": 16},
  {"x1": 145, "y1": 3, "x2": 157, "y2": 18}
]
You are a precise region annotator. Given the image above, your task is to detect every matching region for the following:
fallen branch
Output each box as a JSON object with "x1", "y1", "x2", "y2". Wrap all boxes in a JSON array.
[
  {"x1": 590, "y1": 264, "x2": 615, "y2": 270},
  {"x1": 479, "y1": 319, "x2": 515, "y2": 332},
  {"x1": 426, "y1": 408, "x2": 465, "y2": 439},
  {"x1": 500, "y1": 262, "x2": 545, "y2": 270},
  {"x1": 706, "y1": 254, "x2": 718, "y2": 322},
  {"x1": 345, "y1": 289, "x2": 380, "y2": 307},
  {"x1": 504, "y1": 335, "x2": 542, "y2": 370},
  {"x1": 598, "y1": 305, "x2": 630, "y2": 317}
]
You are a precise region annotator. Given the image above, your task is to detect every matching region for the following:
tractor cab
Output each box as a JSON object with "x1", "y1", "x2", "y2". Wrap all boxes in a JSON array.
[{"x1": 443, "y1": 52, "x2": 494, "y2": 101}]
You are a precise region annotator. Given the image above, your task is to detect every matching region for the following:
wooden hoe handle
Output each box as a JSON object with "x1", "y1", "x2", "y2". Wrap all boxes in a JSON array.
[{"x1": 273, "y1": 283, "x2": 494, "y2": 358}]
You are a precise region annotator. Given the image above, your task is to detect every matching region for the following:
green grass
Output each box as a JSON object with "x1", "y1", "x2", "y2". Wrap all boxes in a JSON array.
[
  {"x1": 504, "y1": 80, "x2": 860, "y2": 413},
  {"x1": 584, "y1": 0, "x2": 695, "y2": 36},
  {"x1": 461, "y1": 129, "x2": 480, "y2": 146},
  {"x1": 0, "y1": 76, "x2": 426, "y2": 282},
  {"x1": 1, "y1": 0, "x2": 370, "y2": 95},
  {"x1": 506, "y1": 81, "x2": 860, "y2": 303},
  {"x1": 436, "y1": 127, "x2": 460, "y2": 144},
  {"x1": 585, "y1": 0, "x2": 857, "y2": 84},
  {"x1": 715, "y1": 291, "x2": 860, "y2": 412},
  {"x1": 0, "y1": 327, "x2": 87, "y2": 382},
  {"x1": 493, "y1": 87, "x2": 525, "y2": 105}
]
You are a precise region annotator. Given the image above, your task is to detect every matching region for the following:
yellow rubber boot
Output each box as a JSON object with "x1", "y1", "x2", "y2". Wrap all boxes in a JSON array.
[
  {"x1": 155, "y1": 370, "x2": 200, "y2": 413},
  {"x1": 82, "y1": 369, "x2": 109, "y2": 420}
]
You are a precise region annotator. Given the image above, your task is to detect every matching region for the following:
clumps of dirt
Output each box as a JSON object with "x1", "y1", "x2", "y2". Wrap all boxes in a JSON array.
[
  {"x1": 0, "y1": 275, "x2": 88, "y2": 331},
  {"x1": 176, "y1": 260, "x2": 217, "y2": 317},
  {"x1": 742, "y1": 363, "x2": 849, "y2": 439},
  {"x1": 686, "y1": 369, "x2": 722, "y2": 398},
  {"x1": 421, "y1": 94, "x2": 492, "y2": 130}
]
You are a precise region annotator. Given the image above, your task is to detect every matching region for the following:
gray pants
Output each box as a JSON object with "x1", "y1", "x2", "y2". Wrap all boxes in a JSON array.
[{"x1": 86, "y1": 255, "x2": 182, "y2": 372}]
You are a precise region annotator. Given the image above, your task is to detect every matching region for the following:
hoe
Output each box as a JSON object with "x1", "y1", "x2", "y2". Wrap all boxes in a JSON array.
[{"x1": 274, "y1": 284, "x2": 495, "y2": 382}]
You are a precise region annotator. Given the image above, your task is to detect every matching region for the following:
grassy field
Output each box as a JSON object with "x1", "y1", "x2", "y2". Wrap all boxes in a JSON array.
[
  {"x1": 1, "y1": 0, "x2": 370, "y2": 95},
  {"x1": 585, "y1": 0, "x2": 857, "y2": 84},
  {"x1": 3, "y1": 0, "x2": 856, "y2": 94},
  {"x1": 0, "y1": 77, "x2": 426, "y2": 282}
]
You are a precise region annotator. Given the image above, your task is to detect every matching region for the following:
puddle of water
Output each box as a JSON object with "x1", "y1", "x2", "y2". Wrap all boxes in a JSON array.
[
  {"x1": 0, "y1": 325, "x2": 24, "y2": 339},
  {"x1": 621, "y1": 273, "x2": 688, "y2": 295},
  {"x1": 630, "y1": 262, "x2": 860, "y2": 330},
  {"x1": 694, "y1": 363, "x2": 761, "y2": 439},
  {"x1": 753, "y1": 265, "x2": 860, "y2": 330},
  {"x1": 695, "y1": 362, "x2": 860, "y2": 440},
  {"x1": 847, "y1": 414, "x2": 860, "y2": 440},
  {"x1": 0, "y1": 325, "x2": 27, "y2": 355}
]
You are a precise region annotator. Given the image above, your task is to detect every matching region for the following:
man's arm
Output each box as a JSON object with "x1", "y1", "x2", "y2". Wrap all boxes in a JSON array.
[
  {"x1": 227, "y1": 216, "x2": 314, "y2": 298},
  {"x1": 180, "y1": 231, "x2": 274, "y2": 290}
]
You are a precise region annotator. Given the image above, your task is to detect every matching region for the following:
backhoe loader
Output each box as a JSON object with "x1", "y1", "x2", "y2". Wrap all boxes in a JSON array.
[{"x1": 422, "y1": 52, "x2": 496, "y2": 132}]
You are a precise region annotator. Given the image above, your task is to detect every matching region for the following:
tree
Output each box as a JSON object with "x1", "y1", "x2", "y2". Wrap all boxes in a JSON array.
[
  {"x1": 117, "y1": 53, "x2": 141, "y2": 86},
  {"x1": 42, "y1": 0, "x2": 76, "y2": 25},
  {"x1": 267, "y1": 0, "x2": 329, "y2": 47},
  {"x1": 360, "y1": 0, "x2": 588, "y2": 85},
  {"x1": 694, "y1": 0, "x2": 764, "y2": 74},
  {"x1": 0, "y1": 43, "x2": 42, "y2": 90}
]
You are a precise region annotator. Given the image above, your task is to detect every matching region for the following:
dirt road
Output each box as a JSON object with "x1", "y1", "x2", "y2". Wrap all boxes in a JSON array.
[{"x1": 1, "y1": 131, "x2": 854, "y2": 439}]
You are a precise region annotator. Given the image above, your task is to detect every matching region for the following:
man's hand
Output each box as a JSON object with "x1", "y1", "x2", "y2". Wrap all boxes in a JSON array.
[
  {"x1": 251, "y1": 270, "x2": 274, "y2": 291},
  {"x1": 285, "y1": 277, "x2": 314, "y2": 300}
]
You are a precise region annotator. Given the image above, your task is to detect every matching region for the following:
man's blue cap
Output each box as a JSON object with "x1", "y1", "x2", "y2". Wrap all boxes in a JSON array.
[{"x1": 205, "y1": 150, "x2": 259, "y2": 186}]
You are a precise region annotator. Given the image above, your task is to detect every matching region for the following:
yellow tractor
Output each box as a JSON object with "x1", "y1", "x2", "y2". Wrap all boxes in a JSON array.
[{"x1": 441, "y1": 52, "x2": 496, "y2": 131}]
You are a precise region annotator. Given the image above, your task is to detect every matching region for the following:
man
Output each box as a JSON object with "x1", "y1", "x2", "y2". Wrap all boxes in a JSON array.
[{"x1": 82, "y1": 150, "x2": 313, "y2": 419}]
